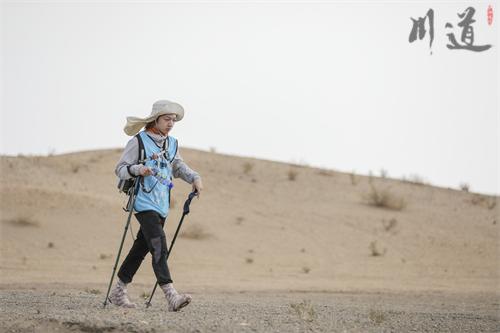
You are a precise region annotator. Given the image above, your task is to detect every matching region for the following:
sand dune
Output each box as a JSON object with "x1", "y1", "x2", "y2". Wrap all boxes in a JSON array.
[{"x1": 0, "y1": 148, "x2": 498, "y2": 294}]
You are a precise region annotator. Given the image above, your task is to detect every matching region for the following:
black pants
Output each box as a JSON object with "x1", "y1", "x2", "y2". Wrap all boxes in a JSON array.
[{"x1": 117, "y1": 210, "x2": 173, "y2": 286}]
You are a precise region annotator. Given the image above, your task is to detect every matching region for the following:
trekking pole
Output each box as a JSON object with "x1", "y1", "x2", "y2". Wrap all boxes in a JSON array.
[
  {"x1": 145, "y1": 190, "x2": 198, "y2": 308},
  {"x1": 102, "y1": 176, "x2": 142, "y2": 309}
]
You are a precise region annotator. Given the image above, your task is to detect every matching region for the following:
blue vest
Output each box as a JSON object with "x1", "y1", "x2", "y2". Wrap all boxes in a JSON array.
[{"x1": 134, "y1": 131, "x2": 178, "y2": 218}]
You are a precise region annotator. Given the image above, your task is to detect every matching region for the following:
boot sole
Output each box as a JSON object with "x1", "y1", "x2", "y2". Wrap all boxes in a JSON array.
[
  {"x1": 108, "y1": 297, "x2": 137, "y2": 308},
  {"x1": 170, "y1": 298, "x2": 192, "y2": 312}
]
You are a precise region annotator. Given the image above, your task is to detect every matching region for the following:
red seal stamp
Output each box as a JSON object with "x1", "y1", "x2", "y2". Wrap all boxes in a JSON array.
[{"x1": 487, "y1": 5, "x2": 493, "y2": 26}]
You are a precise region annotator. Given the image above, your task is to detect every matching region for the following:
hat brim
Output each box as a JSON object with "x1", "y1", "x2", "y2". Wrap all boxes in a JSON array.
[{"x1": 124, "y1": 109, "x2": 184, "y2": 136}]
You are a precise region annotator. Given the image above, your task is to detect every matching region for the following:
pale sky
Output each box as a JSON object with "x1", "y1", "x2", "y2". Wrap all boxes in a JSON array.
[{"x1": 1, "y1": 1, "x2": 498, "y2": 195}]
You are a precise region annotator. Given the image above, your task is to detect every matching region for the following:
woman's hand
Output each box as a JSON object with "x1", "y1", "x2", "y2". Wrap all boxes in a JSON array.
[
  {"x1": 139, "y1": 166, "x2": 153, "y2": 176},
  {"x1": 192, "y1": 178, "x2": 203, "y2": 197}
]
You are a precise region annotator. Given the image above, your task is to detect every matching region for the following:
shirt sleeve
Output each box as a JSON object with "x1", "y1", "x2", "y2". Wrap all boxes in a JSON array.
[
  {"x1": 172, "y1": 149, "x2": 201, "y2": 184},
  {"x1": 115, "y1": 137, "x2": 144, "y2": 180}
]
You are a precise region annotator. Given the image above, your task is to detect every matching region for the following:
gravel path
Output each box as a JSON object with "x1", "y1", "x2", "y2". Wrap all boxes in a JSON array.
[{"x1": 0, "y1": 288, "x2": 498, "y2": 333}]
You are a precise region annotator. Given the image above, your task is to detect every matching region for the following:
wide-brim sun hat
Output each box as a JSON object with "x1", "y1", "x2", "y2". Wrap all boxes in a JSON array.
[{"x1": 124, "y1": 100, "x2": 185, "y2": 136}]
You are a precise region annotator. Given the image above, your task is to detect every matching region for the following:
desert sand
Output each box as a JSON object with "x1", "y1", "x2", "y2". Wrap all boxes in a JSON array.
[{"x1": 0, "y1": 148, "x2": 498, "y2": 332}]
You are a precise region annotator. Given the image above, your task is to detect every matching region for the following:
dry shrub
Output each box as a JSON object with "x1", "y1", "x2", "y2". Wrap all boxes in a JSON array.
[
  {"x1": 235, "y1": 216, "x2": 245, "y2": 225},
  {"x1": 350, "y1": 172, "x2": 359, "y2": 186},
  {"x1": 317, "y1": 169, "x2": 334, "y2": 177},
  {"x1": 369, "y1": 241, "x2": 386, "y2": 257},
  {"x1": 141, "y1": 291, "x2": 150, "y2": 299},
  {"x1": 302, "y1": 266, "x2": 311, "y2": 274},
  {"x1": 180, "y1": 224, "x2": 210, "y2": 240},
  {"x1": 470, "y1": 194, "x2": 497, "y2": 210},
  {"x1": 99, "y1": 254, "x2": 112, "y2": 260},
  {"x1": 402, "y1": 174, "x2": 426, "y2": 185},
  {"x1": 364, "y1": 184, "x2": 406, "y2": 211},
  {"x1": 243, "y1": 162, "x2": 254, "y2": 174},
  {"x1": 84, "y1": 288, "x2": 101, "y2": 295},
  {"x1": 71, "y1": 164, "x2": 81, "y2": 173},
  {"x1": 368, "y1": 170, "x2": 374, "y2": 184},
  {"x1": 369, "y1": 309, "x2": 386, "y2": 324},
  {"x1": 460, "y1": 182, "x2": 470, "y2": 192},
  {"x1": 245, "y1": 257, "x2": 254, "y2": 264},
  {"x1": 88, "y1": 156, "x2": 101, "y2": 163},
  {"x1": 290, "y1": 300, "x2": 316, "y2": 322},
  {"x1": 379, "y1": 168, "x2": 388, "y2": 178},
  {"x1": 7, "y1": 216, "x2": 40, "y2": 227},
  {"x1": 288, "y1": 168, "x2": 298, "y2": 181},
  {"x1": 382, "y1": 218, "x2": 398, "y2": 232}
]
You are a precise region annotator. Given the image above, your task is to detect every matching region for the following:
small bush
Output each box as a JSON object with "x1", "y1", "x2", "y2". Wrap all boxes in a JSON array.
[
  {"x1": 88, "y1": 156, "x2": 101, "y2": 163},
  {"x1": 302, "y1": 266, "x2": 311, "y2": 274},
  {"x1": 7, "y1": 216, "x2": 40, "y2": 227},
  {"x1": 369, "y1": 241, "x2": 386, "y2": 257},
  {"x1": 369, "y1": 309, "x2": 386, "y2": 324},
  {"x1": 48, "y1": 242, "x2": 54, "y2": 248},
  {"x1": 180, "y1": 224, "x2": 210, "y2": 240},
  {"x1": 460, "y1": 182, "x2": 470, "y2": 192},
  {"x1": 402, "y1": 174, "x2": 426, "y2": 185},
  {"x1": 317, "y1": 169, "x2": 334, "y2": 177},
  {"x1": 364, "y1": 184, "x2": 406, "y2": 211},
  {"x1": 84, "y1": 288, "x2": 101, "y2": 295},
  {"x1": 245, "y1": 257, "x2": 254, "y2": 264},
  {"x1": 290, "y1": 300, "x2": 316, "y2": 322},
  {"x1": 99, "y1": 254, "x2": 112, "y2": 260},
  {"x1": 470, "y1": 194, "x2": 497, "y2": 210},
  {"x1": 350, "y1": 171, "x2": 359, "y2": 185},
  {"x1": 382, "y1": 218, "x2": 397, "y2": 232},
  {"x1": 380, "y1": 169, "x2": 388, "y2": 178},
  {"x1": 288, "y1": 168, "x2": 298, "y2": 181},
  {"x1": 235, "y1": 216, "x2": 245, "y2": 225},
  {"x1": 243, "y1": 162, "x2": 254, "y2": 174},
  {"x1": 141, "y1": 291, "x2": 150, "y2": 299}
]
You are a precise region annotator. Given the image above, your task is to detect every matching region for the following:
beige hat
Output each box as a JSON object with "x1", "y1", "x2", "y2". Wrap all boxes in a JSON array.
[{"x1": 124, "y1": 100, "x2": 185, "y2": 136}]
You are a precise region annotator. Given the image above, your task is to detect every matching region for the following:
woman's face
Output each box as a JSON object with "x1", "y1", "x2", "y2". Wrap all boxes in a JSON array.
[{"x1": 155, "y1": 114, "x2": 176, "y2": 135}]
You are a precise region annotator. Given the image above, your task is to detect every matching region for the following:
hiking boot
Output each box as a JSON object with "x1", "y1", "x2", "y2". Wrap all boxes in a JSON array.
[
  {"x1": 160, "y1": 283, "x2": 192, "y2": 312},
  {"x1": 108, "y1": 278, "x2": 137, "y2": 308}
]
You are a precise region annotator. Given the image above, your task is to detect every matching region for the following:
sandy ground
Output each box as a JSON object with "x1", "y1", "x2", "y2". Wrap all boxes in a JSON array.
[
  {"x1": 0, "y1": 148, "x2": 499, "y2": 332},
  {"x1": 0, "y1": 284, "x2": 498, "y2": 333}
]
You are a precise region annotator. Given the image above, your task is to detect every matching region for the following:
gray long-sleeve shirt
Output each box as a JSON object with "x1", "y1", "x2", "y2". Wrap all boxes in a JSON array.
[{"x1": 115, "y1": 132, "x2": 201, "y2": 184}]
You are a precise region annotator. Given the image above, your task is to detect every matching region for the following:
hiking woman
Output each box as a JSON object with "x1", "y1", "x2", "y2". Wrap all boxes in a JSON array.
[{"x1": 109, "y1": 100, "x2": 203, "y2": 311}]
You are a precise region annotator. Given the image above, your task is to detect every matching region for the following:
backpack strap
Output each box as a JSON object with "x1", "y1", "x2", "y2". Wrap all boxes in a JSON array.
[
  {"x1": 162, "y1": 138, "x2": 167, "y2": 160},
  {"x1": 136, "y1": 133, "x2": 145, "y2": 164},
  {"x1": 124, "y1": 134, "x2": 145, "y2": 178},
  {"x1": 162, "y1": 137, "x2": 178, "y2": 163},
  {"x1": 170, "y1": 138, "x2": 178, "y2": 163}
]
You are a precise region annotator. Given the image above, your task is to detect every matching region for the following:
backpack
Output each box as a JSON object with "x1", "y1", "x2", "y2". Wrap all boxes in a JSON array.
[{"x1": 117, "y1": 134, "x2": 146, "y2": 195}]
